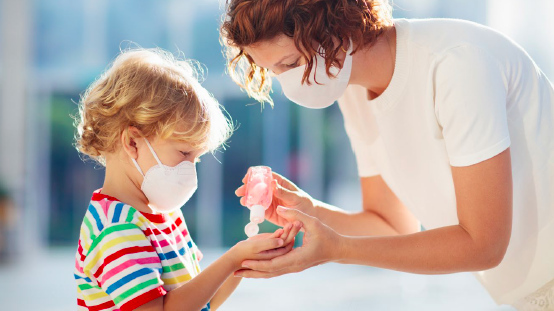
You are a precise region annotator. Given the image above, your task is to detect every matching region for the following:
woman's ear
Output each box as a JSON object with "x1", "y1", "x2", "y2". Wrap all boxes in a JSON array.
[{"x1": 121, "y1": 126, "x2": 143, "y2": 160}]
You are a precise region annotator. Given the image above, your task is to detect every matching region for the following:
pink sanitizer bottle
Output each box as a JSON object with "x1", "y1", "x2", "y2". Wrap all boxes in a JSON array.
[{"x1": 244, "y1": 166, "x2": 273, "y2": 238}]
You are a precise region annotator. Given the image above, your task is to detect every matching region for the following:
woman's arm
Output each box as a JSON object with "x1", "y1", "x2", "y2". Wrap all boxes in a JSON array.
[
  {"x1": 235, "y1": 149, "x2": 513, "y2": 277},
  {"x1": 313, "y1": 175, "x2": 420, "y2": 236},
  {"x1": 340, "y1": 149, "x2": 513, "y2": 273},
  {"x1": 236, "y1": 173, "x2": 420, "y2": 237}
]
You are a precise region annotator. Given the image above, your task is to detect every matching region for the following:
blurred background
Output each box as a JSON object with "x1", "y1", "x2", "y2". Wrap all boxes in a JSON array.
[{"x1": 0, "y1": 0, "x2": 552, "y2": 310}]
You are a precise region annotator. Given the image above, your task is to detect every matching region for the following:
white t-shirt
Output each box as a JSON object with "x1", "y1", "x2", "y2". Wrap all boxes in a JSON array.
[{"x1": 338, "y1": 18, "x2": 554, "y2": 305}]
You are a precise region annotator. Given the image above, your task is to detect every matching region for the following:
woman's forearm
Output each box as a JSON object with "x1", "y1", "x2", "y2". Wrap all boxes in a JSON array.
[
  {"x1": 209, "y1": 275, "x2": 242, "y2": 310},
  {"x1": 163, "y1": 252, "x2": 236, "y2": 311},
  {"x1": 335, "y1": 224, "x2": 504, "y2": 274},
  {"x1": 313, "y1": 201, "x2": 399, "y2": 236}
]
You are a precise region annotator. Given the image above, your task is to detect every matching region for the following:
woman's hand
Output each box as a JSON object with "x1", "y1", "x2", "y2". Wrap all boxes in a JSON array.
[
  {"x1": 227, "y1": 222, "x2": 302, "y2": 271},
  {"x1": 234, "y1": 206, "x2": 342, "y2": 278},
  {"x1": 235, "y1": 171, "x2": 317, "y2": 227}
]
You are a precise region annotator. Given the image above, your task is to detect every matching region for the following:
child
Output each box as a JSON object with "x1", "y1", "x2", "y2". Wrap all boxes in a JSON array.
[{"x1": 73, "y1": 48, "x2": 301, "y2": 311}]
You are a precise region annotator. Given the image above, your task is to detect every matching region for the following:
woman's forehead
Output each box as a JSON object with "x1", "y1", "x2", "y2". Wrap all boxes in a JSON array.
[{"x1": 244, "y1": 35, "x2": 298, "y2": 68}]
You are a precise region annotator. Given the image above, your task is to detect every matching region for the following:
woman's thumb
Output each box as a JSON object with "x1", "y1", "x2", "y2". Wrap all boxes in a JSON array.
[{"x1": 276, "y1": 206, "x2": 314, "y2": 226}]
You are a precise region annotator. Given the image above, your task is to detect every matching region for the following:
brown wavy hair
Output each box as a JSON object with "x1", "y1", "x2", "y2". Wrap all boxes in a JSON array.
[
  {"x1": 74, "y1": 48, "x2": 233, "y2": 165},
  {"x1": 220, "y1": 0, "x2": 392, "y2": 105}
]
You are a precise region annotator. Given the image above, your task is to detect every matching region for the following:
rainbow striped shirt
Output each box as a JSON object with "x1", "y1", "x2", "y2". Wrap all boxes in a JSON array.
[{"x1": 74, "y1": 190, "x2": 209, "y2": 311}]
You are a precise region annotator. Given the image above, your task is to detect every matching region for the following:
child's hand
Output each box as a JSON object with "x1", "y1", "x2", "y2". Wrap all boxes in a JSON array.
[
  {"x1": 275, "y1": 220, "x2": 303, "y2": 247},
  {"x1": 228, "y1": 224, "x2": 301, "y2": 271},
  {"x1": 247, "y1": 220, "x2": 302, "y2": 252}
]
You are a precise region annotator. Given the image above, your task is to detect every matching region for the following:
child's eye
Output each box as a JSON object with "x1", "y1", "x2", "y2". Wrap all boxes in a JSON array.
[{"x1": 180, "y1": 151, "x2": 191, "y2": 157}]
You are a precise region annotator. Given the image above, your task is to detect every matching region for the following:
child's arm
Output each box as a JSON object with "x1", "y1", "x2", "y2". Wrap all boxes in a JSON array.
[
  {"x1": 136, "y1": 226, "x2": 298, "y2": 311},
  {"x1": 210, "y1": 221, "x2": 301, "y2": 310}
]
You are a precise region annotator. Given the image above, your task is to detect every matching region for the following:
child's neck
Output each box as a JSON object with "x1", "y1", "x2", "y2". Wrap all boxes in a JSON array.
[{"x1": 101, "y1": 160, "x2": 160, "y2": 215}]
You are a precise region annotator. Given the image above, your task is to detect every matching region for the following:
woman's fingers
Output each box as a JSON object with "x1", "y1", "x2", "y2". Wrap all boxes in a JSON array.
[
  {"x1": 273, "y1": 180, "x2": 299, "y2": 203},
  {"x1": 242, "y1": 247, "x2": 300, "y2": 273},
  {"x1": 235, "y1": 267, "x2": 295, "y2": 279},
  {"x1": 272, "y1": 172, "x2": 299, "y2": 191},
  {"x1": 236, "y1": 184, "x2": 246, "y2": 206},
  {"x1": 235, "y1": 185, "x2": 246, "y2": 196}
]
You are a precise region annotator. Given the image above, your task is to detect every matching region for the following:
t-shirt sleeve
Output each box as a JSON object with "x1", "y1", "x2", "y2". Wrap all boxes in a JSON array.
[
  {"x1": 434, "y1": 45, "x2": 511, "y2": 167},
  {"x1": 83, "y1": 223, "x2": 166, "y2": 311}
]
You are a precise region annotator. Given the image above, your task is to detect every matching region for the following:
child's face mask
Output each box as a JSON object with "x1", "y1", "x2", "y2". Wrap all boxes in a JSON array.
[{"x1": 131, "y1": 138, "x2": 197, "y2": 213}]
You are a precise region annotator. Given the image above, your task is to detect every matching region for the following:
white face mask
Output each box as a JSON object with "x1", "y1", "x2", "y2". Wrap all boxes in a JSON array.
[
  {"x1": 275, "y1": 40, "x2": 353, "y2": 109},
  {"x1": 131, "y1": 138, "x2": 198, "y2": 213}
]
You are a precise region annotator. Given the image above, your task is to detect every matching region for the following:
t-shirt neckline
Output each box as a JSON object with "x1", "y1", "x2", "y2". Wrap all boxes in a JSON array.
[
  {"x1": 367, "y1": 18, "x2": 411, "y2": 115},
  {"x1": 92, "y1": 189, "x2": 170, "y2": 223}
]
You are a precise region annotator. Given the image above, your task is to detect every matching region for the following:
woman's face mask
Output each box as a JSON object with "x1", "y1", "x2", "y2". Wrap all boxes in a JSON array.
[
  {"x1": 275, "y1": 40, "x2": 353, "y2": 109},
  {"x1": 131, "y1": 138, "x2": 198, "y2": 213}
]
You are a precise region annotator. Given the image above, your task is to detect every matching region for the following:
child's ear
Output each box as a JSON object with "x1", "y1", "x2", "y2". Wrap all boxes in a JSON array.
[{"x1": 121, "y1": 126, "x2": 142, "y2": 160}]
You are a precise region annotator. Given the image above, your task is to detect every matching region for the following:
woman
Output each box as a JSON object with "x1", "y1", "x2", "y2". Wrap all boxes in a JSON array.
[{"x1": 220, "y1": 0, "x2": 554, "y2": 309}]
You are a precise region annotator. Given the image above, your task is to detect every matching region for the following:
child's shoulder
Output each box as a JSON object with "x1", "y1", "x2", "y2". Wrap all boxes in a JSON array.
[
  {"x1": 79, "y1": 190, "x2": 141, "y2": 241},
  {"x1": 79, "y1": 190, "x2": 187, "y2": 241}
]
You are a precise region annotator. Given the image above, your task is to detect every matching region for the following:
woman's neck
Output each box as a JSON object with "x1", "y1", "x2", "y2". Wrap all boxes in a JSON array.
[
  {"x1": 101, "y1": 155, "x2": 158, "y2": 215},
  {"x1": 350, "y1": 26, "x2": 396, "y2": 100}
]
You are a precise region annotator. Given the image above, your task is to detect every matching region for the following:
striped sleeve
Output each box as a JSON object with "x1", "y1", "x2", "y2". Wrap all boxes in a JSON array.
[{"x1": 83, "y1": 223, "x2": 166, "y2": 311}]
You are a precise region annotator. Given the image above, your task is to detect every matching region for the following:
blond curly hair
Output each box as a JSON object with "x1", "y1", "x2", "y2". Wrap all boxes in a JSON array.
[{"x1": 74, "y1": 48, "x2": 233, "y2": 165}]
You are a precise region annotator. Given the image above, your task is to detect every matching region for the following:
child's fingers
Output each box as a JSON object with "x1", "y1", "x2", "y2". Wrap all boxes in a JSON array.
[
  {"x1": 256, "y1": 242, "x2": 294, "y2": 260},
  {"x1": 270, "y1": 228, "x2": 284, "y2": 238},
  {"x1": 279, "y1": 223, "x2": 293, "y2": 241},
  {"x1": 240, "y1": 197, "x2": 246, "y2": 206},
  {"x1": 253, "y1": 238, "x2": 283, "y2": 253},
  {"x1": 284, "y1": 221, "x2": 302, "y2": 246}
]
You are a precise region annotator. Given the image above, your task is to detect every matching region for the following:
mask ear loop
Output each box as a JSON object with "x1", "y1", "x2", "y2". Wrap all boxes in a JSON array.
[
  {"x1": 131, "y1": 158, "x2": 145, "y2": 177},
  {"x1": 143, "y1": 138, "x2": 165, "y2": 169}
]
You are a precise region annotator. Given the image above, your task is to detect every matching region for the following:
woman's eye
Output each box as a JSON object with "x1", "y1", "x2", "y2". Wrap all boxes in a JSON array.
[
  {"x1": 180, "y1": 151, "x2": 191, "y2": 157},
  {"x1": 285, "y1": 58, "x2": 300, "y2": 68}
]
